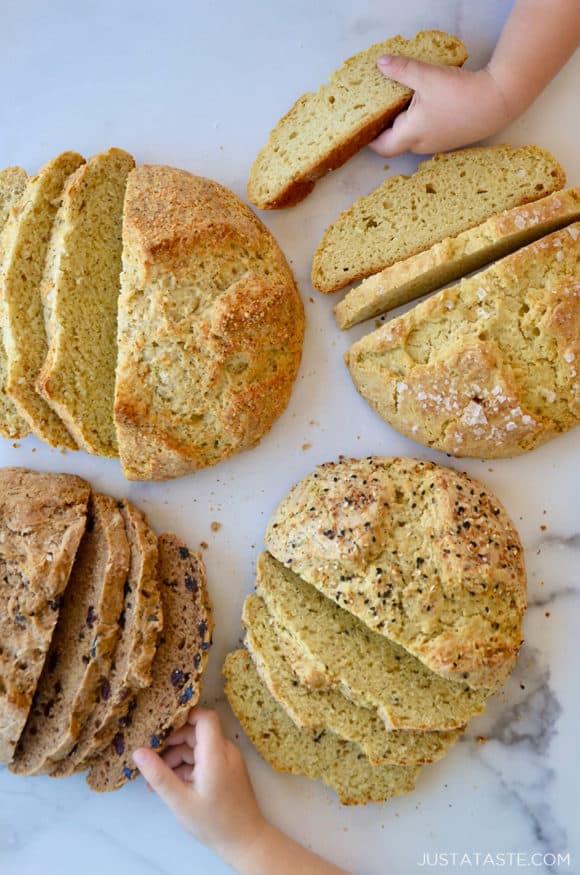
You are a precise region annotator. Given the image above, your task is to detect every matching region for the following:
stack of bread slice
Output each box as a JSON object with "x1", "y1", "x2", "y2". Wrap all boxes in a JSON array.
[
  {"x1": 224, "y1": 457, "x2": 527, "y2": 805},
  {"x1": 0, "y1": 151, "x2": 304, "y2": 480},
  {"x1": 0, "y1": 467, "x2": 213, "y2": 792}
]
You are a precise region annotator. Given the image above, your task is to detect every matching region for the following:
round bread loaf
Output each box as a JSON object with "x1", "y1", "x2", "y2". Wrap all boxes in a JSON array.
[
  {"x1": 264, "y1": 456, "x2": 527, "y2": 691},
  {"x1": 114, "y1": 165, "x2": 304, "y2": 480}
]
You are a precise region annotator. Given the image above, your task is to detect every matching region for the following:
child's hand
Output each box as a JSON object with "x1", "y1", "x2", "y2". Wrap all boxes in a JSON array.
[
  {"x1": 369, "y1": 56, "x2": 510, "y2": 157},
  {"x1": 132, "y1": 708, "x2": 267, "y2": 866}
]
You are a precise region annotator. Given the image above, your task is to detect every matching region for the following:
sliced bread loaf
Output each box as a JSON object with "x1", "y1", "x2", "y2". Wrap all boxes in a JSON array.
[
  {"x1": 51, "y1": 499, "x2": 162, "y2": 777},
  {"x1": 0, "y1": 167, "x2": 29, "y2": 439},
  {"x1": 243, "y1": 594, "x2": 459, "y2": 765},
  {"x1": 37, "y1": 148, "x2": 135, "y2": 456},
  {"x1": 265, "y1": 458, "x2": 527, "y2": 690},
  {"x1": 247, "y1": 30, "x2": 467, "y2": 209},
  {"x1": 224, "y1": 649, "x2": 420, "y2": 805},
  {"x1": 346, "y1": 225, "x2": 580, "y2": 457},
  {"x1": 255, "y1": 552, "x2": 488, "y2": 730},
  {"x1": 114, "y1": 165, "x2": 304, "y2": 479},
  {"x1": 87, "y1": 533, "x2": 213, "y2": 791},
  {"x1": 335, "y1": 187, "x2": 580, "y2": 328},
  {"x1": 0, "y1": 468, "x2": 90, "y2": 762},
  {"x1": 312, "y1": 145, "x2": 565, "y2": 293},
  {"x1": 1, "y1": 152, "x2": 84, "y2": 447},
  {"x1": 10, "y1": 493, "x2": 130, "y2": 775}
]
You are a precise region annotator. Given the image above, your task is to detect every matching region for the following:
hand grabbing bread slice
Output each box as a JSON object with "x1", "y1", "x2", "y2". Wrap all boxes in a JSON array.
[
  {"x1": 247, "y1": 30, "x2": 467, "y2": 209},
  {"x1": 10, "y1": 493, "x2": 130, "y2": 775},
  {"x1": 0, "y1": 468, "x2": 90, "y2": 763},
  {"x1": 223, "y1": 649, "x2": 419, "y2": 805},
  {"x1": 335, "y1": 187, "x2": 580, "y2": 328},
  {"x1": 312, "y1": 145, "x2": 565, "y2": 293},
  {"x1": 86, "y1": 533, "x2": 213, "y2": 791}
]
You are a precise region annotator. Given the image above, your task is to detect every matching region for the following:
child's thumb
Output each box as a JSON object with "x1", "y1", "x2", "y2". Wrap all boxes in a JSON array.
[
  {"x1": 133, "y1": 747, "x2": 189, "y2": 812},
  {"x1": 377, "y1": 54, "x2": 434, "y2": 91}
]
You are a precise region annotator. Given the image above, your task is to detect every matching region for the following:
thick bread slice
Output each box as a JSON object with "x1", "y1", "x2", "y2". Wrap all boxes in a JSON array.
[
  {"x1": 346, "y1": 225, "x2": 580, "y2": 458},
  {"x1": 0, "y1": 468, "x2": 89, "y2": 762},
  {"x1": 10, "y1": 493, "x2": 130, "y2": 775},
  {"x1": 0, "y1": 167, "x2": 29, "y2": 438},
  {"x1": 255, "y1": 552, "x2": 488, "y2": 730},
  {"x1": 312, "y1": 145, "x2": 565, "y2": 293},
  {"x1": 114, "y1": 166, "x2": 304, "y2": 480},
  {"x1": 243, "y1": 595, "x2": 459, "y2": 765},
  {"x1": 37, "y1": 148, "x2": 135, "y2": 456},
  {"x1": 336, "y1": 187, "x2": 580, "y2": 328},
  {"x1": 224, "y1": 650, "x2": 420, "y2": 805},
  {"x1": 1, "y1": 152, "x2": 85, "y2": 447},
  {"x1": 265, "y1": 457, "x2": 527, "y2": 690},
  {"x1": 87, "y1": 533, "x2": 213, "y2": 791},
  {"x1": 51, "y1": 499, "x2": 161, "y2": 777},
  {"x1": 247, "y1": 30, "x2": 467, "y2": 209}
]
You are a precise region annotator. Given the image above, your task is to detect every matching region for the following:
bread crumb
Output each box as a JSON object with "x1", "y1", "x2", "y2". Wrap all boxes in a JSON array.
[
  {"x1": 545, "y1": 611, "x2": 551, "y2": 618},
  {"x1": 383, "y1": 163, "x2": 390, "y2": 171},
  {"x1": 200, "y1": 541, "x2": 209, "y2": 550},
  {"x1": 309, "y1": 296, "x2": 314, "y2": 303},
  {"x1": 11, "y1": 442, "x2": 20, "y2": 448},
  {"x1": 301, "y1": 442, "x2": 312, "y2": 451},
  {"x1": 210, "y1": 521, "x2": 221, "y2": 532},
  {"x1": 476, "y1": 736, "x2": 487, "y2": 745},
  {"x1": 540, "y1": 524, "x2": 547, "y2": 531}
]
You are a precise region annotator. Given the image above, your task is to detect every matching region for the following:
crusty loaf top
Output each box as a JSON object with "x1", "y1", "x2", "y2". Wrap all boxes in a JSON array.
[{"x1": 264, "y1": 457, "x2": 526, "y2": 691}]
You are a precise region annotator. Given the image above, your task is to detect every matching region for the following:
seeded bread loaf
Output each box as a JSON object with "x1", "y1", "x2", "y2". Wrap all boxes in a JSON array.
[
  {"x1": 346, "y1": 225, "x2": 580, "y2": 457},
  {"x1": 114, "y1": 165, "x2": 304, "y2": 480},
  {"x1": 243, "y1": 594, "x2": 459, "y2": 765},
  {"x1": 10, "y1": 493, "x2": 130, "y2": 775},
  {"x1": 255, "y1": 552, "x2": 488, "y2": 729},
  {"x1": 224, "y1": 649, "x2": 420, "y2": 805},
  {"x1": 247, "y1": 30, "x2": 467, "y2": 210},
  {"x1": 0, "y1": 152, "x2": 85, "y2": 447},
  {"x1": 265, "y1": 458, "x2": 527, "y2": 690},
  {"x1": 0, "y1": 468, "x2": 90, "y2": 762},
  {"x1": 87, "y1": 534, "x2": 213, "y2": 791},
  {"x1": 37, "y1": 148, "x2": 135, "y2": 456},
  {"x1": 0, "y1": 167, "x2": 29, "y2": 439},
  {"x1": 335, "y1": 187, "x2": 580, "y2": 329},
  {"x1": 312, "y1": 145, "x2": 565, "y2": 293},
  {"x1": 52, "y1": 499, "x2": 162, "y2": 777}
]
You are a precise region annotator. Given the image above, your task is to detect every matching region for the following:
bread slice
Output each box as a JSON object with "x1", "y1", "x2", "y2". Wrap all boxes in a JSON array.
[
  {"x1": 243, "y1": 594, "x2": 459, "y2": 765},
  {"x1": 87, "y1": 533, "x2": 213, "y2": 791},
  {"x1": 346, "y1": 224, "x2": 580, "y2": 458},
  {"x1": 1, "y1": 152, "x2": 85, "y2": 447},
  {"x1": 224, "y1": 649, "x2": 419, "y2": 805},
  {"x1": 312, "y1": 145, "x2": 565, "y2": 293},
  {"x1": 247, "y1": 30, "x2": 467, "y2": 209},
  {"x1": 10, "y1": 493, "x2": 130, "y2": 775},
  {"x1": 265, "y1": 457, "x2": 527, "y2": 690},
  {"x1": 0, "y1": 468, "x2": 90, "y2": 763},
  {"x1": 335, "y1": 187, "x2": 580, "y2": 328},
  {"x1": 255, "y1": 552, "x2": 489, "y2": 730},
  {"x1": 114, "y1": 165, "x2": 303, "y2": 480},
  {"x1": 0, "y1": 167, "x2": 29, "y2": 439},
  {"x1": 51, "y1": 499, "x2": 162, "y2": 777},
  {"x1": 37, "y1": 148, "x2": 135, "y2": 456}
]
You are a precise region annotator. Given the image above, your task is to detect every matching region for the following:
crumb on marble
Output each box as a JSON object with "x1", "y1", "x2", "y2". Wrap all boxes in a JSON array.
[
  {"x1": 200, "y1": 541, "x2": 209, "y2": 550},
  {"x1": 302, "y1": 442, "x2": 312, "y2": 451},
  {"x1": 476, "y1": 736, "x2": 487, "y2": 745},
  {"x1": 210, "y1": 521, "x2": 221, "y2": 532},
  {"x1": 545, "y1": 611, "x2": 551, "y2": 618}
]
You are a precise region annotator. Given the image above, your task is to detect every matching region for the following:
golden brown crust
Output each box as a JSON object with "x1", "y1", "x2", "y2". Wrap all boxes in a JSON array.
[{"x1": 115, "y1": 166, "x2": 304, "y2": 480}]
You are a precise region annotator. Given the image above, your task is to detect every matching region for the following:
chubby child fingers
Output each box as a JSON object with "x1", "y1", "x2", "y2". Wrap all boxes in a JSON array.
[
  {"x1": 174, "y1": 763, "x2": 194, "y2": 782},
  {"x1": 133, "y1": 747, "x2": 190, "y2": 811},
  {"x1": 162, "y1": 742, "x2": 195, "y2": 769},
  {"x1": 377, "y1": 54, "x2": 437, "y2": 91},
  {"x1": 164, "y1": 723, "x2": 196, "y2": 749},
  {"x1": 188, "y1": 708, "x2": 226, "y2": 752},
  {"x1": 369, "y1": 114, "x2": 418, "y2": 157}
]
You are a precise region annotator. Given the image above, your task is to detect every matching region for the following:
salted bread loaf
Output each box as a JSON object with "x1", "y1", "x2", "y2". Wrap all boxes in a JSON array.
[
  {"x1": 0, "y1": 167, "x2": 29, "y2": 439},
  {"x1": 52, "y1": 499, "x2": 162, "y2": 777},
  {"x1": 0, "y1": 469, "x2": 89, "y2": 762},
  {"x1": 1, "y1": 152, "x2": 84, "y2": 447},
  {"x1": 37, "y1": 148, "x2": 135, "y2": 456},
  {"x1": 11, "y1": 494, "x2": 130, "y2": 775},
  {"x1": 87, "y1": 534, "x2": 213, "y2": 791},
  {"x1": 247, "y1": 30, "x2": 467, "y2": 209},
  {"x1": 255, "y1": 551, "x2": 488, "y2": 729},
  {"x1": 114, "y1": 165, "x2": 304, "y2": 480},
  {"x1": 243, "y1": 594, "x2": 459, "y2": 765},
  {"x1": 224, "y1": 649, "x2": 419, "y2": 805},
  {"x1": 347, "y1": 225, "x2": 580, "y2": 457},
  {"x1": 265, "y1": 458, "x2": 527, "y2": 690},
  {"x1": 335, "y1": 187, "x2": 580, "y2": 329},
  {"x1": 312, "y1": 145, "x2": 565, "y2": 293}
]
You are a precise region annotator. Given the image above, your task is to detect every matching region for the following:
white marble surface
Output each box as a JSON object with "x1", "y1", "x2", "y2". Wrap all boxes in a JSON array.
[{"x1": 1, "y1": 1, "x2": 579, "y2": 873}]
